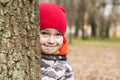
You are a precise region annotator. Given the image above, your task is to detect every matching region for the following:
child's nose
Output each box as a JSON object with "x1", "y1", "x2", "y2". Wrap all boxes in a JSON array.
[{"x1": 48, "y1": 36, "x2": 55, "y2": 43}]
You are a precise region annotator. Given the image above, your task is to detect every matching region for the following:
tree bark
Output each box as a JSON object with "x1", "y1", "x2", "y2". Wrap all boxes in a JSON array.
[{"x1": 0, "y1": 0, "x2": 41, "y2": 80}]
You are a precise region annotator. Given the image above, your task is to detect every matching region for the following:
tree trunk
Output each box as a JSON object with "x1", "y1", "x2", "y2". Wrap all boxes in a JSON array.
[
  {"x1": 90, "y1": 17, "x2": 97, "y2": 37},
  {"x1": 0, "y1": 0, "x2": 41, "y2": 80}
]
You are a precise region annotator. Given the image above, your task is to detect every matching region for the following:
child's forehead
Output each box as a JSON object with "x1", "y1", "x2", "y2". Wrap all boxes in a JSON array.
[{"x1": 41, "y1": 28, "x2": 61, "y2": 33}]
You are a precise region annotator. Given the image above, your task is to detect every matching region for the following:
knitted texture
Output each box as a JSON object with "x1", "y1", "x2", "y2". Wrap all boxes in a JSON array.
[{"x1": 40, "y1": 3, "x2": 66, "y2": 35}]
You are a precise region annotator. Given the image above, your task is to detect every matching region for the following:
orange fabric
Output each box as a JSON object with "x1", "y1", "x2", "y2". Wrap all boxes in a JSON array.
[{"x1": 59, "y1": 37, "x2": 68, "y2": 55}]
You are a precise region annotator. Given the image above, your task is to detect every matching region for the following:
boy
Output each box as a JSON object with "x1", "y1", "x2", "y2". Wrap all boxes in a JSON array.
[{"x1": 39, "y1": 3, "x2": 74, "y2": 80}]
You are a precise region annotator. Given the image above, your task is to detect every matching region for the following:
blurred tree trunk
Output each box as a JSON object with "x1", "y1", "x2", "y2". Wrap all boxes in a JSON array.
[
  {"x1": 74, "y1": 12, "x2": 81, "y2": 38},
  {"x1": 89, "y1": 13, "x2": 97, "y2": 37},
  {"x1": 74, "y1": 0, "x2": 81, "y2": 38},
  {"x1": 56, "y1": 0, "x2": 61, "y2": 4},
  {"x1": 0, "y1": 0, "x2": 41, "y2": 80},
  {"x1": 65, "y1": 0, "x2": 75, "y2": 44},
  {"x1": 74, "y1": 0, "x2": 89, "y2": 39},
  {"x1": 88, "y1": 0, "x2": 99, "y2": 37},
  {"x1": 80, "y1": 0, "x2": 88, "y2": 39},
  {"x1": 100, "y1": 17, "x2": 111, "y2": 38},
  {"x1": 56, "y1": 0, "x2": 75, "y2": 43}
]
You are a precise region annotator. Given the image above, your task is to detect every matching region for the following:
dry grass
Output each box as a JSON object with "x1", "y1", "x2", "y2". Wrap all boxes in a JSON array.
[{"x1": 67, "y1": 41, "x2": 120, "y2": 80}]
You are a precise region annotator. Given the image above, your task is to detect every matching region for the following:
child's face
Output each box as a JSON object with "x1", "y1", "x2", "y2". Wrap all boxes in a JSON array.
[{"x1": 40, "y1": 28, "x2": 64, "y2": 54}]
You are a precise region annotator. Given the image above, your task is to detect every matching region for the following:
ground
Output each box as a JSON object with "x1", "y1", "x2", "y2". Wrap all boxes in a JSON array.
[{"x1": 67, "y1": 42, "x2": 120, "y2": 80}]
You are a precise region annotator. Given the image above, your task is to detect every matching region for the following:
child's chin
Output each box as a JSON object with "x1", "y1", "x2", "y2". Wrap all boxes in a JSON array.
[{"x1": 46, "y1": 50, "x2": 56, "y2": 54}]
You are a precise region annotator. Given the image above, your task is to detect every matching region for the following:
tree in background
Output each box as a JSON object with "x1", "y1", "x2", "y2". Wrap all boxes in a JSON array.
[
  {"x1": 63, "y1": 0, "x2": 75, "y2": 43},
  {"x1": 39, "y1": 0, "x2": 120, "y2": 39},
  {"x1": 0, "y1": 0, "x2": 41, "y2": 80}
]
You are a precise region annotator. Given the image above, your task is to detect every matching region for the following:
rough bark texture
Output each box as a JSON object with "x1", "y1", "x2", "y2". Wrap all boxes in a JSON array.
[{"x1": 0, "y1": 0, "x2": 41, "y2": 80}]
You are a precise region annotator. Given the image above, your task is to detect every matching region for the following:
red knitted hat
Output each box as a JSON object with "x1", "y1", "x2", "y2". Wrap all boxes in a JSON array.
[{"x1": 40, "y1": 3, "x2": 66, "y2": 35}]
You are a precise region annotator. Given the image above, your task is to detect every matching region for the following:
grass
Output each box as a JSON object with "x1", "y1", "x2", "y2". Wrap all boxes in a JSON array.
[{"x1": 70, "y1": 37, "x2": 120, "y2": 47}]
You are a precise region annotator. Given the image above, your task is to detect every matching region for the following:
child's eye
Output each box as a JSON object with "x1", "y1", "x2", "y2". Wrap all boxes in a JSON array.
[
  {"x1": 41, "y1": 32, "x2": 48, "y2": 35},
  {"x1": 55, "y1": 33, "x2": 62, "y2": 36}
]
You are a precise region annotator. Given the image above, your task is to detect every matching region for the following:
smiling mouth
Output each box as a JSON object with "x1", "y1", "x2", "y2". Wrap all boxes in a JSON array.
[
  {"x1": 45, "y1": 46, "x2": 56, "y2": 48},
  {"x1": 44, "y1": 45, "x2": 57, "y2": 47},
  {"x1": 45, "y1": 46, "x2": 57, "y2": 51}
]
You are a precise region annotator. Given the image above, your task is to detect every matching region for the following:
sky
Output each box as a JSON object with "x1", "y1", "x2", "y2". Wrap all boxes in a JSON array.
[{"x1": 104, "y1": 4, "x2": 112, "y2": 17}]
